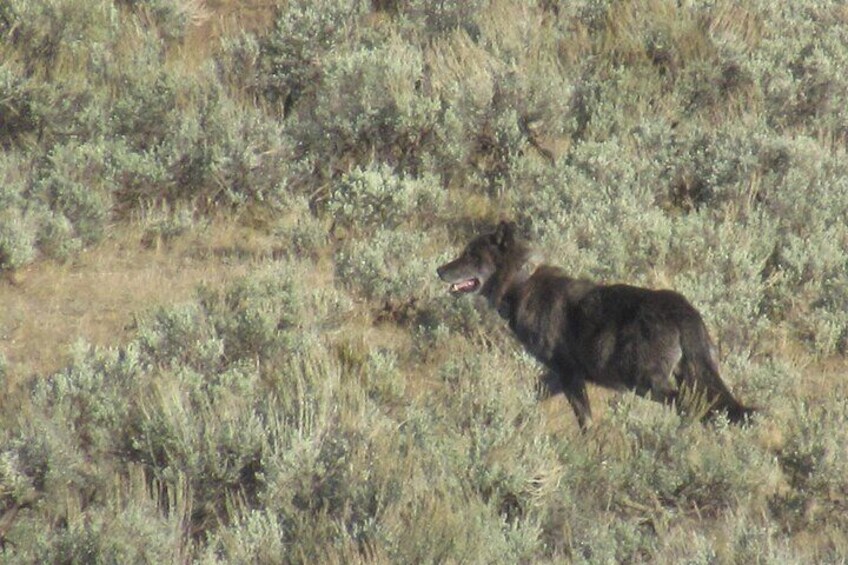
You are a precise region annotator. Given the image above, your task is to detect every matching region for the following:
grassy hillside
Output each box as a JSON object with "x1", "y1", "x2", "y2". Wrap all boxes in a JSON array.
[{"x1": 1, "y1": 0, "x2": 847, "y2": 561}]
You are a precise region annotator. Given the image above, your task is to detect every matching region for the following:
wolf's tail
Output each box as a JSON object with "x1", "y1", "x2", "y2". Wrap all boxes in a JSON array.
[{"x1": 680, "y1": 322, "x2": 756, "y2": 424}]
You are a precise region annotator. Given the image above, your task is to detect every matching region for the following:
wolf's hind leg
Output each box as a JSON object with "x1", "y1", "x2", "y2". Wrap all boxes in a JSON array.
[{"x1": 635, "y1": 332, "x2": 682, "y2": 401}]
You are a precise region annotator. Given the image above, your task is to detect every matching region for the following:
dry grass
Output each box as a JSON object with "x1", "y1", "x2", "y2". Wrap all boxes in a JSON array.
[
  {"x1": 0, "y1": 218, "x2": 275, "y2": 385},
  {"x1": 176, "y1": 0, "x2": 278, "y2": 63}
]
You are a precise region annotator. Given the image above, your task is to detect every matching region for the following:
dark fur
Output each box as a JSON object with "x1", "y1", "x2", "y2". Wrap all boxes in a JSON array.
[{"x1": 437, "y1": 221, "x2": 755, "y2": 429}]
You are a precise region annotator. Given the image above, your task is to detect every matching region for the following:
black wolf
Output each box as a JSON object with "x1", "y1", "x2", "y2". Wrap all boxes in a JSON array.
[{"x1": 437, "y1": 221, "x2": 755, "y2": 429}]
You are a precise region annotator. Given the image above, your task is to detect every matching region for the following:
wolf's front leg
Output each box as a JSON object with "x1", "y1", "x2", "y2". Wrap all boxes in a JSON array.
[{"x1": 560, "y1": 376, "x2": 593, "y2": 431}]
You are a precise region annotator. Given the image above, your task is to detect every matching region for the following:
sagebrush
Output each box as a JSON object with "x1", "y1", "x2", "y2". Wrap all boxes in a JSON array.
[{"x1": 1, "y1": 0, "x2": 847, "y2": 562}]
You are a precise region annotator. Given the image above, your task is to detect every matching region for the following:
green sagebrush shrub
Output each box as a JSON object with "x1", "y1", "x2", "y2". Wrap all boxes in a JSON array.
[
  {"x1": 141, "y1": 75, "x2": 291, "y2": 209},
  {"x1": 287, "y1": 32, "x2": 441, "y2": 179},
  {"x1": 1, "y1": 262, "x2": 353, "y2": 557},
  {"x1": 0, "y1": 0, "x2": 119, "y2": 78},
  {"x1": 0, "y1": 63, "x2": 42, "y2": 149},
  {"x1": 2, "y1": 141, "x2": 117, "y2": 268},
  {"x1": 328, "y1": 164, "x2": 444, "y2": 230},
  {"x1": 776, "y1": 398, "x2": 848, "y2": 531},
  {"x1": 0, "y1": 209, "x2": 37, "y2": 271},
  {"x1": 0, "y1": 0, "x2": 293, "y2": 273},
  {"x1": 36, "y1": 142, "x2": 112, "y2": 246},
  {"x1": 335, "y1": 228, "x2": 440, "y2": 310},
  {"x1": 1, "y1": 257, "x2": 564, "y2": 562},
  {"x1": 249, "y1": 0, "x2": 364, "y2": 111}
]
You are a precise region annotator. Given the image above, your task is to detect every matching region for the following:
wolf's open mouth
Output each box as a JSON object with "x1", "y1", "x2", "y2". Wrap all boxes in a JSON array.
[{"x1": 449, "y1": 278, "x2": 480, "y2": 294}]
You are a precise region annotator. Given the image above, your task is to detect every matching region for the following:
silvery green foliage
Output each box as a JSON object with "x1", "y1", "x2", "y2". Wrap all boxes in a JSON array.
[
  {"x1": 35, "y1": 142, "x2": 112, "y2": 246},
  {"x1": 0, "y1": 63, "x2": 42, "y2": 148},
  {"x1": 0, "y1": 153, "x2": 37, "y2": 269},
  {"x1": 256, "y1": 0, "x2": 364, "y2": 108},
  {"x1": 0, "y1": 208, "x2": 37, "y2": 271},
  {"x1": 780, "y1": 398, "x2": 848, "y2": 509},
  {"x1": 0, "y1": 1, "x2": 296, "y2": 269},
  {"x1": 335, "y1": 228, "x2": 441, "y2": 309},
  {"x1": 328, "y1": 164, "x2": 444, "y2": 229}
]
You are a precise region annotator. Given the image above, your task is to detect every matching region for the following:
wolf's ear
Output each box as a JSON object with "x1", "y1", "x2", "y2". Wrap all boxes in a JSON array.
[{"x1": 493, "y1": 220, "x2": 516, "y2": 250}]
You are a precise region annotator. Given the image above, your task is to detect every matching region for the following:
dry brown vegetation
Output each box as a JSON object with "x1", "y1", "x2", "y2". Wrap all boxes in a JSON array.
[{"x1": 1, "y1": 217, "x2": 276, "y2": 381}]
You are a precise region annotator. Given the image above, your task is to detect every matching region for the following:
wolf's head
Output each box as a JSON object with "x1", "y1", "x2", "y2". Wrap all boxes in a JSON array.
[{"x1": 437, "y1": 221, "x2": 534, "y2": 302}]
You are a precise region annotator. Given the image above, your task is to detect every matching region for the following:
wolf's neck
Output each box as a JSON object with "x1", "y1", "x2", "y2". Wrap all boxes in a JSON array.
[{"x1": 488, "y1": 248, "x2": 543, "y2": 317}]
